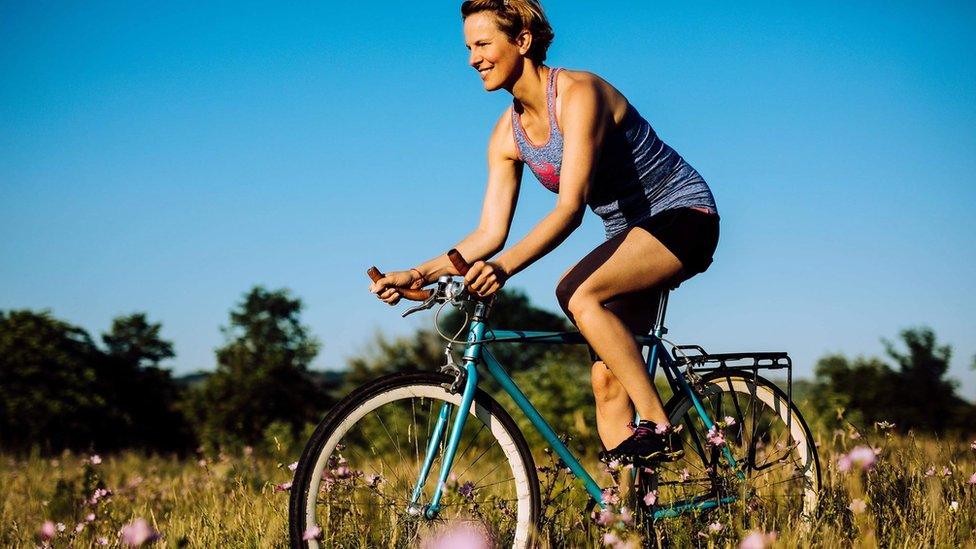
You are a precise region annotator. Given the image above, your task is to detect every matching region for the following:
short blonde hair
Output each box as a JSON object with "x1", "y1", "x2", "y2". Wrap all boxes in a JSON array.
[{"x1": 461, "y1": 0, "x2": 554, "y2": 64}]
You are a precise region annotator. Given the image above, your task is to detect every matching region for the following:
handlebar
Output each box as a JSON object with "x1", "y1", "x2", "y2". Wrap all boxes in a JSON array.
[{"x1": 366, "y1": 248, "x2": 472, "y2": 303}]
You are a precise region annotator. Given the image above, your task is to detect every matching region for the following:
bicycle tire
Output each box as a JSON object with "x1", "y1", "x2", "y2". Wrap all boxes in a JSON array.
[
  {"x1": 637, "y1": 371, "x2": 820, "y2": 527},
  {"x1": 288, "y1": 371, "x2": 540, "y2": 548}
]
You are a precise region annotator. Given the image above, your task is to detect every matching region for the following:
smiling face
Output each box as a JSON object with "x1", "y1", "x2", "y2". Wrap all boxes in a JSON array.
[{"x1": 463, "y1": 11, "x2": 529, "y2": 91}]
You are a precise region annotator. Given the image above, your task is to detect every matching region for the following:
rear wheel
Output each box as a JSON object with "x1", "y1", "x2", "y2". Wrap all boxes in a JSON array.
[
  {"x1": 637, "y1": 371, "x2": 820, "y2": 529},
  {"x1": 288, "y1": 371, "x2": 540, "y2": 548}
]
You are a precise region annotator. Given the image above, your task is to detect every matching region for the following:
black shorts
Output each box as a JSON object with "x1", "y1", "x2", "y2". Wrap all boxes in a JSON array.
[
  {"x1": 632, "y1": 207, "x2": 720, "y2": 275},
  {"x1": 587, "y1": 208, "x2": 719, "y2": 363}
]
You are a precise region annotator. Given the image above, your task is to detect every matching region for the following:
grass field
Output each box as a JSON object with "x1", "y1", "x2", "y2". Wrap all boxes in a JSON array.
[{"x1": 3, "y1": 426, "x2": 975, "y2": 548}]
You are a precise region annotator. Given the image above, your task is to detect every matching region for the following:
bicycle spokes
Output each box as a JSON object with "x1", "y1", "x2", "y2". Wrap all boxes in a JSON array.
[
  {"x1": 311, "y1": 394, "x2": 523, "y2": 547},
  {"x1": 652, "y1": 377, "x2": 818, "y2": 521}
]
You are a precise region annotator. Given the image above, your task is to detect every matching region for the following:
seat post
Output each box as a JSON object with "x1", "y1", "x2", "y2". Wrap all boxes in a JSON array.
[{"x1": 652, "y1": 289, "x2": 670, "y2": 337}]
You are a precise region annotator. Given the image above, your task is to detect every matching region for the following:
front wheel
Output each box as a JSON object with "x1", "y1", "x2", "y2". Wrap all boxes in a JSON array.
[
  {"x1": 639, "y1": 371, "x2": 820, "y2": 526},
  {"x1": 288, "y1": 371, "x2": 540, "y2": 548}
]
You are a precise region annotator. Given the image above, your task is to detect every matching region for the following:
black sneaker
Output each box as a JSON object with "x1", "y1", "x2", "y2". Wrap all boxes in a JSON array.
[{"x1": 599, "y1": 421, "x2": 684, "y2": 465}]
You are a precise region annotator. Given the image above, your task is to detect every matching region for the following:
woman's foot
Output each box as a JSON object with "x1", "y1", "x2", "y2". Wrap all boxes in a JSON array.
[{"x1": 599, "y1": 420, "x2": 684, "y2": 465}]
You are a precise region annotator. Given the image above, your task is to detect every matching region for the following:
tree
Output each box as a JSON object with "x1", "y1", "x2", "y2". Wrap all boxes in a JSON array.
[
  {"x1": 102, "y1": 313, "x2": 175, "y2": 366},
  {"x1": 809, "y1": 354, "x2": 900, "y2": 430},
  {"x1": 0, "y1": 310, "x2": 106, "y2": 452},
  {"x1": 809, "y1": 327, "x2": 976, "y2": 434},
  {"x1": 883, "y1": 327, "x2": 963, "y2": 432},
  {"x1": 188, "y1": 286, "x2": 330, "y2": 449},
  {"x1": 98, "y1": 313, "x2": 192, "y2": 452}
]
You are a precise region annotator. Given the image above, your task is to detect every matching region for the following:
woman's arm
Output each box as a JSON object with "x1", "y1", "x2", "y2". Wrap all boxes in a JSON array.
[
  {"x1": 411, "y1": 111, "x2": 523, "y2": 280},
  {"x1": 467, "y1": 78, "x2": 611, "y2": 296},
  {"x1": 370, "y1": 111, "x2": 522, "y2": 304}
]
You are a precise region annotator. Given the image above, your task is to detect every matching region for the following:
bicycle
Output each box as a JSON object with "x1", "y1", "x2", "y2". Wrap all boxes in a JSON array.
[{"x1": 289, "y1": 250, "x2": 821, "y2": 547}]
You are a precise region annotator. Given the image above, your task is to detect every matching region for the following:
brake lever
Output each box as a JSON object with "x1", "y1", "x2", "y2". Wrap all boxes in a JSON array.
[{"x1": 402, "y1": 290, "x2": 439, "y2": 318}]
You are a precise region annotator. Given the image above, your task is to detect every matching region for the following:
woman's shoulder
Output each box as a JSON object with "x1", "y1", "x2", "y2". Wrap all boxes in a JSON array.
[
  {"x1": 553, "y1": 68, "x2": 631, "y2": 123},
  {"x1": 487, "y1": 105, "x2": 520, "y2": 161}
]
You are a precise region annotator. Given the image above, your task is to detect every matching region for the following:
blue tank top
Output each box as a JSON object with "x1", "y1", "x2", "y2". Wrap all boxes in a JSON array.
[{"x1": 511, "y1": 67, "x2": 717, "y2": 239}]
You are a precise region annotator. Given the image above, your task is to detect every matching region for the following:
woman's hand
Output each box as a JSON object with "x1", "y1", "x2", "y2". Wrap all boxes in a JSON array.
[
  {"x1": 369, "y1": 270, "x2": 425, "y2": 305},
  {"x1": 464, "y1": 261, "x2": 509, "y2": 298}
]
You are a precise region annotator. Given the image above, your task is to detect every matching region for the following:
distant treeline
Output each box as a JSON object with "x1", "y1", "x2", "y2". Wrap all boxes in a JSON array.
[{"x1": 1, "y1": 286, "x2": 973, "y2": 455}]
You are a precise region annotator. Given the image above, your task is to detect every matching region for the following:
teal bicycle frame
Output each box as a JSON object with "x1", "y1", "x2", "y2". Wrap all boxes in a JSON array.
[{"x1": 411, "y1": 292, "x2": 741, "y2": 521}]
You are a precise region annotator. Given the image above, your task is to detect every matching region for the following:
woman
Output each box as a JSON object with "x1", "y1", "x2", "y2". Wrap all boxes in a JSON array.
[{"x1": 368, "y1": 0, "x2": 718, "y2": 465}]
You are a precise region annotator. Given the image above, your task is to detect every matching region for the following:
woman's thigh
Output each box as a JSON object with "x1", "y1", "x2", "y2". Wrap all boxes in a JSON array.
[{"x1": 555, "y1": 226, "x2": 684, "y2": 321}]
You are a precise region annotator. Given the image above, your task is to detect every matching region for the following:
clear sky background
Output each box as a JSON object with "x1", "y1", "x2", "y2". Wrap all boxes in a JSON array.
[{"x1": 2, "y1": 2, "x2": 974, "y2": 399}]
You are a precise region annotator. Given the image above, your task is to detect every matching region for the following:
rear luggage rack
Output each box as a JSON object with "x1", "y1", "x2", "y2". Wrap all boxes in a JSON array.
[
  {"x1": 671, "y1": 344, "x2": 790, "y2": 371},
  {"x1": 670, "y1": 344, "x2": 795, "y2": 431}
]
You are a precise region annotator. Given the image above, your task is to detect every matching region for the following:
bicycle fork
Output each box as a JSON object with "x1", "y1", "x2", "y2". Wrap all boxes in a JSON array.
[{"x1": 407, "y1": 316, "x2": 485, "y2": 519}]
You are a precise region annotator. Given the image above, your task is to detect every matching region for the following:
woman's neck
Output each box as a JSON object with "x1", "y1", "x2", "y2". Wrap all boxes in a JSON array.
[{"x1": 509, "y1": 63, "x2": 549, "y2": 117}]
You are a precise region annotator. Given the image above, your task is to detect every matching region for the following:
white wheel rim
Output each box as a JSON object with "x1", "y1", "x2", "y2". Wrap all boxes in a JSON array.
[
  {"x1": 303, "y1": 384, "x2": 534, "y2": 548},
  {"x1": 671, "y1": 377, "x2": 819, "y2": 516}
]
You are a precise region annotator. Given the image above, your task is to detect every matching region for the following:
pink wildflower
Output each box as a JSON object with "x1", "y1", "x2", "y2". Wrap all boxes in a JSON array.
[
  {"x1": 86, "y1": 513, "x2": 96, "y2": 522},
  {"x1": 708, "y1": 522, "x2": 724, "y2": 533},
  {"x1": 679, "y1": 468, "x2": 691, "y2": 482},
  {"x1": 601, "y1": 488, "x2": 620, "y2": 505},
  {"x1": 739, "y1": 530, "x2": 778, "y2": 549},
  {"x1": 39, "y1": 521, "x2": 56, "y2": 541},
  {"x1": 330, "y1": 457, "x2": 351, "y2": 478},
  {"x1": 596, "y1": 509, "x2": 615, "y2": 526},
  {"x1": 275, "y1": 481, "x2": 292, "y2": 492},
  {"x1": 89, "y1": 454, "x2": 102, "y2": 465},
  {"x1": 618, "y1": 507, "x2": 633, "y2": 526},
  {"x1": 847, "y1": 445, "x2": 877, "y2": 471},
  {"x1": 603, "y1": 532, "x2": 622, "y2": 547},
  {"x1": 643, "y1": 490, "x2": 657, "y2": 506},
  {"x1": 75, "y1": 523, "x2": 85, "y2": 533},
  {"x1": 941, "y1": 466, "x2": 952, "y2": 477},
  {"x1": 848, "y1": 498, "x2": 867, "y2": 514},
  {"x1": 365, "y1": 473, "x2": 383, "y2": 487},
  {"x1": 925, "y1": 466, "x2": 935, "y2": 477},
  {"x1": 971, "y1": 440, "x2": 976, "y2": 451},
  {"x1": 723, "y1": 416, "x2": 736, "y2": 426},
  {"x1": 97, "y1": 537, "x2": 109, "y2": 546},
  {"x1": 706, "y1": 425, "x2": 726, "y2": 447},
  {"x1": 302, "y1": 525, "x2": 322, "y2": 541},
  {"x1": 120, "y1": 518, "x2": 159, "y2": 546},
  {"x1": 968, "y1": 472, "x2": 976, "y2": 485},
  {"x1": 288, "y1": 461, "x2": 298, "y2": 472},
  {"x1": 88, "y1": 487, "x2": 111, "y2": 506},
  {"x1": 427, "y1": 523, "x2": 491, "y2": 549},
  {"x1": 56, "y1": 523, "x2": 66, "y2": 532},
  {"x1": 197, "y1": 459, "x2": 207, "y2": 467}
]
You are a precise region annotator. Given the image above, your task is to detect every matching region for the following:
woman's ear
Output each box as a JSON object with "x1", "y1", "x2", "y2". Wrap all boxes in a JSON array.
[{"x1": 516, "y1": 29, "x2": 533, "y2": 56}]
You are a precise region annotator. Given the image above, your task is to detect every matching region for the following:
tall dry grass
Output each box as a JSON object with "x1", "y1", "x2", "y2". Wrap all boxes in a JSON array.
[{"x1": 2, "y1": 427, "x2": 975, "y2": 548}]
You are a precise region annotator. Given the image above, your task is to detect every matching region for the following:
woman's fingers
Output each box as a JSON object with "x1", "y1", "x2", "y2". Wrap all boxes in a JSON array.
[
  {"x1": 463, "y1": 261, "x2": 484, "y2": 287},
  {"x1": 382, "y1": 289, "x2": 401, "y2": 305}
]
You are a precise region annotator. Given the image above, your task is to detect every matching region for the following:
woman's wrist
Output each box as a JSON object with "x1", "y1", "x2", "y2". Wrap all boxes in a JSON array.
[
  {"x1": 494, "y1": 257, "x2": 515, "y2": 277},
  {"x1": 409, "y1": 267, "x2": 426, "y2": 284}
]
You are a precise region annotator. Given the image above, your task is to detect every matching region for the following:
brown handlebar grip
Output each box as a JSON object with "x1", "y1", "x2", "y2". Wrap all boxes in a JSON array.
[
  {"x1": 366, "y1": 266, "x2": 432, "y2": 301},
  {"x1": 447, "y1": 248, "x2": 471, "y2": 276}
]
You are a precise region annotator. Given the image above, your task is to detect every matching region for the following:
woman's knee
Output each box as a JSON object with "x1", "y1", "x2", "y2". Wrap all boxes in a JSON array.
[
  {"x1": 554, "y1": 276, "x2": 576, "y2": 318},
  {"x1": 591, "y1": 363, "x2": 627, "y2": 404}
]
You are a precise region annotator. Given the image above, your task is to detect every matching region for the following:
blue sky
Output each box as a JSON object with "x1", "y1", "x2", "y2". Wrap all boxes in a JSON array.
[{"x1": 2, "y1": 2, "x2": 974, "y2": 399}]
